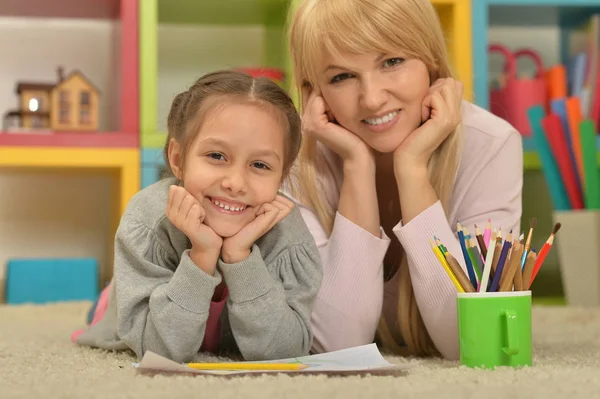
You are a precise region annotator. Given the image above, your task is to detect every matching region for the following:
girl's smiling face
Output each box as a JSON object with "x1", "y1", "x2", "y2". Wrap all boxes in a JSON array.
[
  {"x1": 319, "y1": 51, "x2": 431, "y2": 153},
  {"x1": 170, "y1": 100, "x2": 286, "y2": 238}
]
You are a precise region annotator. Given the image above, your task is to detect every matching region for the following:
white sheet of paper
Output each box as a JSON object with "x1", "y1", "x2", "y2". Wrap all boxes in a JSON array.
[{"x1": 138, "y1": 343, "x2": 415, "y2": 375}]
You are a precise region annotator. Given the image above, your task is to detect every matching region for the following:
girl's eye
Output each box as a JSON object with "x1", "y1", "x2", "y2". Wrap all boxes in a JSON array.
[
  {"x1": 207, "y1": 152, "x2": 225, "y2": 161},
  {"x1": 383, "y1": 57, "x2": 405, "y2": 68},
  {"x1": 252, "y1": 161, "x2": 271, "y2": 170},
  {"x1": 330, "y1": 73, "x2": 353, "y2": 83}
]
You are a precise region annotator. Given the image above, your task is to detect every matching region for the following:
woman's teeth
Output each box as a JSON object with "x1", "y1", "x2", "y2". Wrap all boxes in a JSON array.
[
  {"x1": 364, "y1": 110, "x2": 399, "y2": 125},
  {"x1": 211, "y1": 199, "x2": 246, "y2": 212}
]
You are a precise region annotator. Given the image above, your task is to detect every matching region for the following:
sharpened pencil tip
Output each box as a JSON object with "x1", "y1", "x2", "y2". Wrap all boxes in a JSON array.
[
  {"x1": 530, "y1": 218, "x2": 537, "y2": 228},
  {"x1": 552, "y1": 222, "x2": 561, "y2": 235}
]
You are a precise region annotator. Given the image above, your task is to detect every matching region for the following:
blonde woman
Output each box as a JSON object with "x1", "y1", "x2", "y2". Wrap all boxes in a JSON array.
[{"x1": 285, "y1": 0, "x2": 523, "y2": 360}]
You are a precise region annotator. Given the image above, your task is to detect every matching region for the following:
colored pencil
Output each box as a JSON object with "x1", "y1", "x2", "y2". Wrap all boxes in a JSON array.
[
  {"x1": 445, "y1": 252, "x2": 475, "y2": 293},
  {"x1": 491, "y1": 233, "x2": 503, "y2": 275},
  {"x1": 469, "y1": 241, "x2": 485, "y2": 283},
  {"x1": 580, "y1": 120, "x2": 600, "y2": 209},
  {"x1": 466, "y1": 243, "x2": 482, "y2": 281},
  {"x1": 479, "y1": 230, "x2": 497, "y2": 293},
  {"x1": 530, "y1": 223, "x2": 562, "y2": 287},
  {"x1": 474, "y1": 224, "x2": 488, "y2": 260},
  {"x1": 457, "y1": 223, "x2": 477, "y2": 289},
  {"x1": 483, "y1": 219, "x2": 492, "y2": 248},
  {"x1": 513, "y1": 257, "x2": 524, "y2": 291},
  {"x1": 542, "y1": 114, "x2": 584, "y2": 209},
  {"x1": 528, "y1": 106, "x2": 570, "y2": 210},
  {"x1": 551, "y1": 98, "x2": 583, "y2": 198},
  {"x1": 430, "y1": 239, "x2": 465, "y2": 293},
  {"x1": 499, "y1": 241, "x2": 524, "y2": 292},
  {"x1": 565, "y1": 96, "x2": 585, "y2": 186},
  {"x1": 521, "y1": 218, "x2": 537, "y2": 270},
  {"x1": 489, "y1": 231, "x2": 513, "y2": 292},
  {"x1": 187, "y1": 362, "x2": 308, "y2": 371},
  {"x1": 522, "y1": 250, "x2": 537, "y2": 290}
]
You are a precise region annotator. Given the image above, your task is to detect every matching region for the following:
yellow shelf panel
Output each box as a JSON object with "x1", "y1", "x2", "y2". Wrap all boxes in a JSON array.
[
  {"x1": 0, "y1": 147, "x2": 140, "y2": 285},
  {"x1": 0, "y1": 147, "x2": 140, "y2": 215},
  {"x1": 434, "y1": 0, "x2": 473, "y2": 101}
]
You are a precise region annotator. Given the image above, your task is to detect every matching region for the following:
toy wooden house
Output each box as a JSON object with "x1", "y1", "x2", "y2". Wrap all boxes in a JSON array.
[{"x1": 3, "y1": 67, "x2": 100, "y2": 132}]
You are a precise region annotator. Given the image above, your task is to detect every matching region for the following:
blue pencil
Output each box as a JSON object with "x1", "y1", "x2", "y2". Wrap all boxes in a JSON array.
[
  {"x1": 489, "y1": 232, "x2": 513, "y2": 292},
  {"x1": 457, "y1": 223, "x2": 477, "y2": 289}
]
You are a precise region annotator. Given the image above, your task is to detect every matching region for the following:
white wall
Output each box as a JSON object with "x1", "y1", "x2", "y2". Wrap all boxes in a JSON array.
[{"x1": 0, "y1": 18, "x2": 266, "y2": 302}]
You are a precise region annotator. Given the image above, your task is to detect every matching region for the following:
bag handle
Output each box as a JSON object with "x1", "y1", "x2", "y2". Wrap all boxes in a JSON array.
[
  {"x1": 511, "y1": 49, "x2": 545, "y2": 79},
  {"x1": 489, "y1": 44, "x2": 517, "y2": 81}
]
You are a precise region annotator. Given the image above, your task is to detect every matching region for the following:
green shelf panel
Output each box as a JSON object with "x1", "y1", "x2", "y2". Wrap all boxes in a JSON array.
[{"x1": 158, "y1": 0, "x2": 289, "y2": 26}]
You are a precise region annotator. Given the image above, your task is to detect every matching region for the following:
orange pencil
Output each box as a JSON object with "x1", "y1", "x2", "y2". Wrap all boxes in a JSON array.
[
  {"x1": 530, "y1": 223, "x2": 562, "y2": 287},
  {"x1": 565, "y1": 96, "x2": 585, "y2": 186},
  {"x1": 545, "y1": 65, "x2": 567, "y2": 101}
]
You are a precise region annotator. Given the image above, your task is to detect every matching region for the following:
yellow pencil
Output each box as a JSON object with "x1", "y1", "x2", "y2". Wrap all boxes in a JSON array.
[
  {"x1": 187, "y1": 362, "x2": 308, "y2": 371},
  {"x1": 430, "y1": 239, "x2": 465, "y2": 293}
]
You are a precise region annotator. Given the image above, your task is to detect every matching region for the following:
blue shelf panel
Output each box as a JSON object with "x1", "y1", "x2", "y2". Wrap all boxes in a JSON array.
[{"x1": 141, "y1": 148, "x2": 166, "y2": 189}]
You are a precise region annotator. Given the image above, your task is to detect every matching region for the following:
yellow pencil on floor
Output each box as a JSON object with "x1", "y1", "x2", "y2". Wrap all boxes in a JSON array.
[
  {"x1": 187, "y1": 362, "x2": 308, "y2": 371},
  {"x1": 430, "y1": 239, "x2": 465, "y2": 293}
]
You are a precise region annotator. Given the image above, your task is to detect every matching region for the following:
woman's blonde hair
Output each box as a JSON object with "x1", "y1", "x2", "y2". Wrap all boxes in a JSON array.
[{"x1": 287, "y1": 0, "x2": 463, "y2": 357}]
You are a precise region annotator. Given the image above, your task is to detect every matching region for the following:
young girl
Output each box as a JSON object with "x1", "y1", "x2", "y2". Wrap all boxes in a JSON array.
[
  {"x1": 285, "y1": 0, "x2": 522, "y2": 360},
  {"x1": 72, "y1": 70, "x2": 323, "y2": 363}
]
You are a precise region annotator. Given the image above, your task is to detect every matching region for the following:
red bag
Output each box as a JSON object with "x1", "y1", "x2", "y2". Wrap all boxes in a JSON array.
[{"x1": 489, "y1": 44, "x2": 547, "y2": 136}]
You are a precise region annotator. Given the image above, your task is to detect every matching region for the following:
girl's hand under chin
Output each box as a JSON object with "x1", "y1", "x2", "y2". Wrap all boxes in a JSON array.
[
  {"x1": 221, "y1": 195, "x2": 294, "y2": 264},
  {"x1": 393, "y1": 78, "x2": 463, "y2": 175},
  {"x1": 302, "y1": 84, "x2": 373, "y2": 165}
]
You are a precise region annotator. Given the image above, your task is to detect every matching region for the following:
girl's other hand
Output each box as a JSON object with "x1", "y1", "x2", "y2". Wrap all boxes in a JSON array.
[{"x1": 221, "y1": 195, "x2": 294, "y2": 264}]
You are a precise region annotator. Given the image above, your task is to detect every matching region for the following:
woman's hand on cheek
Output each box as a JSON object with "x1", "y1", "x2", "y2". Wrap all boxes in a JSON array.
[
  {"x1": 302, "y1": 84, "x2": 373, "y2": 166},
  {"x1": 393, "y1": 78, "x2": 463, "y2": 175},
  {"x1": 220, "y1": 195, "x2": 294, "y2": 264}
]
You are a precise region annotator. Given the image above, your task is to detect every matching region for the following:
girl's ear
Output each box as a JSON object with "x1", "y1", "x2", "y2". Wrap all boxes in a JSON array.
[{"x1": 168, "y1": 138, "x2": 184, "y2": 180}]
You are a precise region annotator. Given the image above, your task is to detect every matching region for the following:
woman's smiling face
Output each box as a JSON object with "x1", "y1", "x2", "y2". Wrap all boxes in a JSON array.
[{"x1": 319, "y1": 50, "x2": 431, "y2": 153}]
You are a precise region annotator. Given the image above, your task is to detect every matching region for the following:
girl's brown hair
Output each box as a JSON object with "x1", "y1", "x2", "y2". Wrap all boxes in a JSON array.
[
  {"x1": 163, "y1": 69, "x2": 302, "y2": 179},
  {"x1": 288, "y1": 0, "x2": 464, "y2": 357}
]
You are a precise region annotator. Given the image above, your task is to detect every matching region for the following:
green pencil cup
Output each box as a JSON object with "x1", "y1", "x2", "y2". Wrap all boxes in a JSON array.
[{"x1": 457, "y1": 291, "x2": 532, "y2": 369}]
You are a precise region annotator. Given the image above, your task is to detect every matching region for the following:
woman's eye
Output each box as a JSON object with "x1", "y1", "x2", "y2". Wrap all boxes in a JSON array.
[
  {"x1": 252, "y1": 162, "x2": 270, "y2": 170},
  {"x1": 330, "y1": 73, "x2": 353, "y2": 83},
  {"x1": 383, "y1": 57, "x2": 405, "y2": 68},
  {"x1": 207, "y1": 152, "x2": 225, "y2": 161}
]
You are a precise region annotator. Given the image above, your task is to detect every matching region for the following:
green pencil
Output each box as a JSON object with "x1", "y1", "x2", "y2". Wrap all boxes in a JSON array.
[{"x1": 579, "y1": 120, "x2": 600, "y2": 209}]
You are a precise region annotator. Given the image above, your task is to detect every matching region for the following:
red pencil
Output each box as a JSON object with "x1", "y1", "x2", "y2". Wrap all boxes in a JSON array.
[
  {"x1": 529, "y1": 223, "x2": 562, "y2": 287},
  {"x1": 542, "y1": 114, "x2": 584, "y2": 209}
]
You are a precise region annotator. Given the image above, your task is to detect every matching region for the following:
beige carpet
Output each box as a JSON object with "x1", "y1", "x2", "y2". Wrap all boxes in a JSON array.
[{"x1": 1, "y1": 302, "x2": 600, "y2": 399}]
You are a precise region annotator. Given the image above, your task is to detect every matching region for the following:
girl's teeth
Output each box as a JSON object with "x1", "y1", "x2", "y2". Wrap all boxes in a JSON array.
[{"x1": 212, "y1": 199, "x2": 244, "y2": 212}]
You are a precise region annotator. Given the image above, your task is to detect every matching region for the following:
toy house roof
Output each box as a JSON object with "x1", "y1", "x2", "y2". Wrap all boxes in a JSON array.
[
  {"x1": 14, "y1": 68, "x2": 101, "y2": 95},
  {"x1": 55, "y1": 70, "x2": 101, "y2": 94},
  {"x1": 15, "y1": 83, "x2": 55, "y2": 94}
]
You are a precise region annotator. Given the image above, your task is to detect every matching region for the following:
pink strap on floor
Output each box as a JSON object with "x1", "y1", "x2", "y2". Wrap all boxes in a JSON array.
[{"x1": 71, "y1": 284, "x2": 111, "y2": 343}]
